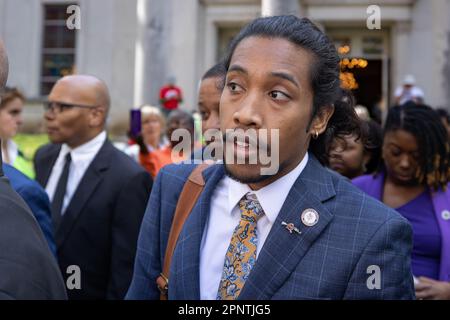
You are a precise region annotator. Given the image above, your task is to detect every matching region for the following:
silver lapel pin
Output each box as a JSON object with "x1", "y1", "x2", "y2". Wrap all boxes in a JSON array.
[
  {"x1": 301, "y1": 208, "x2": 319, "y2": 227},
  {"x1": 281, "y1": 221, "x2": 302, "y2": 235}
]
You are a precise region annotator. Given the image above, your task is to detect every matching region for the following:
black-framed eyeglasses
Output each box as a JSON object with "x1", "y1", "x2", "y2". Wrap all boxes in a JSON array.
[{"x1": 44, "y1": 101, "x2": 99, "y2": 114}]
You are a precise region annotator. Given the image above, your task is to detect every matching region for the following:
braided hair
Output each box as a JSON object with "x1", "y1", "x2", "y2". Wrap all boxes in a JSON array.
[{"x1": 383, "y1": 104, "x2": 450, "y2": 191}]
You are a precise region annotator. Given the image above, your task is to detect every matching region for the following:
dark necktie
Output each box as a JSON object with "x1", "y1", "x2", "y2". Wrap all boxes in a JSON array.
[{"x1": 51, "y1": 152, "x2": 72, "y2": 225}]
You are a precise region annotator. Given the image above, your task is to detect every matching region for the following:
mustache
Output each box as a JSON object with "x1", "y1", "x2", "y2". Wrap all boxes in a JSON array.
[{"x1": 222, "y1": 129, "x2": 271, "y2": 151}]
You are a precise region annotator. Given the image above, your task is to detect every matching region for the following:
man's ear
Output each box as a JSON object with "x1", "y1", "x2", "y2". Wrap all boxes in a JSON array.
[
  {"x1": 88, "y1": 107, "x2": 106, "y2": 127},
  {"x1": 310, "y1": 105, "x2": 335, "y2": 136}
]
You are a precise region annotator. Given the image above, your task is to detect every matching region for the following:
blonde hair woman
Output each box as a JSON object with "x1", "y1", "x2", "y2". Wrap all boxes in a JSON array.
[
  {"x1": 125, "y1": 105, "x2": 167, "y2": 165},
  {"x1": 138, "y1": 105, "x2": 166, "y2": 152}
]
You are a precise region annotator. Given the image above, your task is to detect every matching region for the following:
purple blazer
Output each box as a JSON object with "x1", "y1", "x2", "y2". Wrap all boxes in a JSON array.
[{"x1": 353, "y1": 172, "x2": 450, "y2": 282}]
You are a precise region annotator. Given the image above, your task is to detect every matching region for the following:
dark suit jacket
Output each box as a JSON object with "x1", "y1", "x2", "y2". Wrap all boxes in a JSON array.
[
  {"x1": 127, "y1": 156, "x2": 415, "y2": 300},
  {"x1": 34, "y1": 139, "x2": 152, "y2": 300},
  {"x1": 0, "y1": 165, "x2": 67, "y2": 299},
  {"x1": 3, "y1": 164, "x2": 56, "y2": 256}
]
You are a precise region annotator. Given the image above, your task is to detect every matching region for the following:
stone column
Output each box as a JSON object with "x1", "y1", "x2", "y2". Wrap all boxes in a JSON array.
[
  {"x1": 390, "y1": 21, "x2": 411, "y2": 105},
  {"x1": 169, "y1": 0, "x2": 199, "y2": 112},
  {"x1": 444, "y1": 31, "x2": 450, "y2": 108},
  {"x1": 261, "y1": 0, "x2": 301, "y2": 17},
  {"x1": 134, "y1": 0, "x2": 171, "y2": 107}
]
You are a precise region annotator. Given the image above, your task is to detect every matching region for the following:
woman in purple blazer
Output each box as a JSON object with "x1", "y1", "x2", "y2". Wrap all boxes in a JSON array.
[{"x1": 353, "y1": 104, "x2": 450, "y2": 300}]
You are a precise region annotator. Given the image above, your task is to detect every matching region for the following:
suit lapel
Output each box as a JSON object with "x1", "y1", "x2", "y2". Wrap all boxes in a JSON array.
[
  {"x1": 36, "y1": 145, "x2": 62, "y2": 230},
  {"x1": 36, "y1": 145, "x2": 61, "y2": 187},
  {"x1": 172, "y1": 164, "x2": 225, "y2": 299},
  {"x1": 54, "y1": 140, "x2": 112, "y2": 248},
  {"x1": 238, "y1": 156, "x2": 336, "y2": 300}
]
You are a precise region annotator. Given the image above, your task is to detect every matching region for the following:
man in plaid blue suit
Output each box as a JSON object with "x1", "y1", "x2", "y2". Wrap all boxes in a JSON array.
[{"x1": 126, "y1": 16, "x2": 415, "y2": 300}]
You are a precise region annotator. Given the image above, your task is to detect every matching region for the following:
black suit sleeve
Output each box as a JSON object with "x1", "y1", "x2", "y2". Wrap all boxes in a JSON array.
[
  {"x1": 106, "y1": 170, "x2": 152, "y2": 299},
  {"x1": 0, "y1": 177, "x2": 67, "y2": 300}
]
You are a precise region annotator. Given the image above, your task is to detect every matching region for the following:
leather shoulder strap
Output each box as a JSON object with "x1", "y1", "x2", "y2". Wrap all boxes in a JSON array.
[{"x1": 157, "y1": 163, "x2": 210, "y2": 299}]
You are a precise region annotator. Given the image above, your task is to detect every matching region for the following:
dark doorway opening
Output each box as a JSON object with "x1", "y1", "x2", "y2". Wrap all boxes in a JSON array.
[{"x1": 351, "y1": 59, "x2": 382, "y2": 122}]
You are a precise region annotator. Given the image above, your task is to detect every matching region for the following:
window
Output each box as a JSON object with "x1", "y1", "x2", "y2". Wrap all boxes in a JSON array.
[
  {"x1": 40, "y1": 4, "x2": 77, "y2": 95},
  {"x1": 217, "y1": 26, "x2": 242, "y2": 62}
]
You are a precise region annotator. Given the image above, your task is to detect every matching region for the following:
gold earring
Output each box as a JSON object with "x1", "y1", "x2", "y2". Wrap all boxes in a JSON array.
[{"x1": 313, "y1": 131, "x2": 319, "y2": 139}]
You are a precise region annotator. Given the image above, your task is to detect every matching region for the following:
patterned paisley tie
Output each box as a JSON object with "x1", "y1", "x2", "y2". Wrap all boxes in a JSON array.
[{"x1": 217, "y1": 192, "x2": 264, "y2": 300}]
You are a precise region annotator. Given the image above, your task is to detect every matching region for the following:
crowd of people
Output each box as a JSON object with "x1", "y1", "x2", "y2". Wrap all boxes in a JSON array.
[{"x1": 0, "y1": 14, "x2": 449, "y2": 300}]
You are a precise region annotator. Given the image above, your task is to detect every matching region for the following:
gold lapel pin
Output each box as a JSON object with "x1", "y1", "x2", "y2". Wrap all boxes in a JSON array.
[{"x1": 281, "y1": 221, "x2": 302, "y2": 235}]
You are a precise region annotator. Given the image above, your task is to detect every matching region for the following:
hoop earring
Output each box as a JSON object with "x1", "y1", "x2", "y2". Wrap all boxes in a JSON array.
[{"x1": 312, "y1": 131, "x2": 319, "y2": 140}]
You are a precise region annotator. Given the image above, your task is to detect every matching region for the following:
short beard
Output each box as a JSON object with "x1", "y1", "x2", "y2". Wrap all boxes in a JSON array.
[{"x1": 223, "y1": 162, "x2": 285, "y2": 185}]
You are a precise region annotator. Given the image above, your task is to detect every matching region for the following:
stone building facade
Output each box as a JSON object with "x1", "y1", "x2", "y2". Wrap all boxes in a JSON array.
[{"x1": 0, "y1": 0, "x2": 449, "y2": 132}]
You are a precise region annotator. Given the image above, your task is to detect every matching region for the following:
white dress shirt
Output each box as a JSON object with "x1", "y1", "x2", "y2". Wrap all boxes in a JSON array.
[
  {"x1": 199, "y1": 152, "x2": 309, "y2": 300},
  {"x1": 45, "y1": 131, "x2": 107, "y2": 214},
  {"x1": 4, "y1": 139, "x2": 19, "y2": 164}
]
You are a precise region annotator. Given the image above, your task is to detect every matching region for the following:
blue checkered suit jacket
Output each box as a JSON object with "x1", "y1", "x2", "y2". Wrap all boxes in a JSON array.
[{"x1": 126, "y1": 156, "x2": 415, "y2": 300}]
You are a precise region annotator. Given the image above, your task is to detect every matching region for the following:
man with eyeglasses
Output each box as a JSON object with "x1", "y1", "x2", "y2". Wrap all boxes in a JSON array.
[
  {"x1": 34, "y1": 74, "x2": 153, "y2": 300},
  {"x1": 0, "y1": 40, "x2": 67, "y2": 299}
]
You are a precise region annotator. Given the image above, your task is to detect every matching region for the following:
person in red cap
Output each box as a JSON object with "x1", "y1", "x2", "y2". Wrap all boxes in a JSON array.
[{"x1": 159, "y1": 76, "x2": 183, "y2": 116}]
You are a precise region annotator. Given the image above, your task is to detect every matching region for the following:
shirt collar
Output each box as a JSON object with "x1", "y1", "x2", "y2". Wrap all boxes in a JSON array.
[
  {"x1": 60, "y1": 131, "x2": 107, "y2": 161},
  {"x1": 6, "y1": 140, "x2": 18, "y2": 163},
  {"x1": 227, "y1": 152, "x2": 309, "y2": 223}
]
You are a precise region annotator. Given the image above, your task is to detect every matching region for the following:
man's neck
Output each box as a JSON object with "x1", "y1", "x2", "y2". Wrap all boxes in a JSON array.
[
  {"x1": 248, "y1": 151, "x2": 308, "y2": 191},
  {"x1": 67, "y1": 130, "x2": 104, "y2": 149}
]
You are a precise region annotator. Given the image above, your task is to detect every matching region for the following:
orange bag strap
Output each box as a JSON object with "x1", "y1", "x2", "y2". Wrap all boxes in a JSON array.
[{"x1": 156, "y1": 163, "x2": 209, "y2": 300}]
